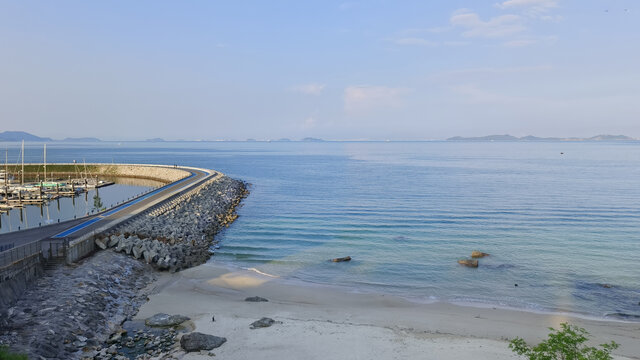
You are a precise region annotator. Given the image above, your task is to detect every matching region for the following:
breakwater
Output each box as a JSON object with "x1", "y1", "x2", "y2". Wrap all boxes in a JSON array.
[
  {"x1": 17, "y1": 163, "x2": 190, "y2": 183},
  {"x1": 0, "y1": 168, "x2": 248, "y2": 359},
  {"x1": 99, "y1": 176, "x2": 248, "y2": 272}
]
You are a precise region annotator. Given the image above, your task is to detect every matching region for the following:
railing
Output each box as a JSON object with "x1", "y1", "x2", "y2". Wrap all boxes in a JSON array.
[
  {"x1": 0, "y1": 243, "x2": 14, "y2": 252},
  {"x1": 0, "y1": 241, "x2": 42, "y2": 269}
]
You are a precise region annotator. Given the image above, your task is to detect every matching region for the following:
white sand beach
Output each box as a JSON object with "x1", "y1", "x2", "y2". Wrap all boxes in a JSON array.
[{"x1": 136, "y1": 264, "x2": 640, "y2": 360}]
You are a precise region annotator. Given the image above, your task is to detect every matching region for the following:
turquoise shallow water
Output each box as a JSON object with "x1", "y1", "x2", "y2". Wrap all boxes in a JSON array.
[{"x1": 7, "y1": 141, "x2": 640, "y2": 319}]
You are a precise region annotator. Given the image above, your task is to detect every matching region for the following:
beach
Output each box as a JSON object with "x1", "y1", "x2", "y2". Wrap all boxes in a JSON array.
[{"x1": 137, "y1": 263, "x2": 640, "y2": 360}]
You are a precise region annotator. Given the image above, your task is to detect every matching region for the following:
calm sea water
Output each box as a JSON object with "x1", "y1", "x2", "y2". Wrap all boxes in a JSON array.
[
  {"x1": 0, "y1": 183, "x2": 155, "y2": 234},
  {"x1": 5, "y1": 141, "x2": 639, "y2": 319}
]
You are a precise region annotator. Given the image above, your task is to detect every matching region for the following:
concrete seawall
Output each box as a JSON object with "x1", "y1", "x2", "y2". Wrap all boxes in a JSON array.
[
  {"x1": 0, "y1": 253, "x2": 43, "y2": 309},
  {"x1": 92, "y1": 164, "x2": 190, "y2": 183},
  {"x1": 30, "y1": 163, "x2": 191, "y2": 183}
]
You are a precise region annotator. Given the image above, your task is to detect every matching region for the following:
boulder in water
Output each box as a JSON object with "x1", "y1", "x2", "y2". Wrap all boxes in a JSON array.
[
  {"x1": 457, "y1": 259, "x2": 479, "y2": 268},
  {"x1": 471, "y1": 251, "x2": 489, "y2": 258},
  {"x1": 331, "y1": 256, "x2": 351, "y2": 262}
]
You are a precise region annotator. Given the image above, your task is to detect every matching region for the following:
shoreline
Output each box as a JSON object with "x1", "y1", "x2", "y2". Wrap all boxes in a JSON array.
[
  {"x1": 226, "y1": 262, "x2": 640, "y2": 325},
  {"x1": 137, "y1": 261, "x2": 640, "y2": 360}
]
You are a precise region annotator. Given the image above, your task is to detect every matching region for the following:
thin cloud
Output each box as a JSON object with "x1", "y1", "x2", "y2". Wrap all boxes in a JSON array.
[
  {"x1": 442, "y1": 65, "x2": 553, "y2": 76},
  {"x1": 495, "y1": 0, "x2": 559, "y2": 18},
  {"x1": 292, "y1": 83, "x2": 326, "y2": 95},
  {"x1": 339, "y1": 2, "x2": 356, "y2": 11},
  {"x1": 302, "y1": 116, "x2": 316, "y2": 129},
  {"x1": 503, "y1": 35, "x2": 558, "y2": 47},
  {"x1": 344, "y1": 85, "x2": 409, "y2": 114},
  {"x1": 394, "y1": 37, "x2": 438, "y2": 46},
  {"x1": 443, "y1": 41, "x2": 470, "y2": 47},
  {"x1": 401, "y1": 26, "x2": 452, "y2": 34},
  {"x1": 503, "y1": 39, "x2": 537, "y2": 47},
  {"x1": 428, "y1": 65, "x2": 553, "y2": 83},
  {"x1": 449, "y1": 84, "x2": 521, "y2": 104},
  {"x1": 496, "y1": 0, "x2": 557, "y2": 10},
  {"x1": 450, "y1": 10, "x2": 526, "y2": 38}
]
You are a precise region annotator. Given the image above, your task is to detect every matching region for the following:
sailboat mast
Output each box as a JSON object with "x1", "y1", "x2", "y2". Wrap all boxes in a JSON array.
[
  {"x1": 21, "y1": 140, "x2": 24, "y2": 186},
  {"x1": 44, "y1": 143, "x2": 47, "y2": 182},
  {"x1": 4, "y1": 148, "x2": 7, "y2": 191}
]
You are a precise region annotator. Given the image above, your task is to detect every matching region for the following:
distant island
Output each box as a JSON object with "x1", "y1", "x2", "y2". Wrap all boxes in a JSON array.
[
  {"x1": 447, "y1": 134, "x2": 636, "y2": 142},
  {"x1": 1, "y1": 131, "x2": 636, "y2": 143},
  {"x1": 0, "y1": 131, "x2": 53, "y2": 142},
  {"x1": 63, "y1": 137, "x2": 102, "y2": 142}
]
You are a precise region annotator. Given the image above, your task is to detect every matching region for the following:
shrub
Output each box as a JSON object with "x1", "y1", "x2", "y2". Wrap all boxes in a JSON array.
[{"x1": 509, "y1": 323, "x2": 619, "y2": 360}]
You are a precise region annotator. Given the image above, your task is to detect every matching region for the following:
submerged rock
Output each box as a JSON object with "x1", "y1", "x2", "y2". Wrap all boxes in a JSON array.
[
  {"x1": 180, "y1": 332, "x2": 226, "y2": 352},
  {"x1": 145, "y1": 313, "x2": 190, "y2": 327},
  {"x1": 245, "y1": 296, "x2": 268, "y2": 302}
]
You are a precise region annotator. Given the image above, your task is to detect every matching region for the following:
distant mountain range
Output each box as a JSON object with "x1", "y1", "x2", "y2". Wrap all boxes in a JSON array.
[
  {"x1": 447, "y1": 134, "x2": 636, "y2": 142},
  {"x1": 0, "y1": 131, "x2": 102, "y2": 142},
  {"x1": 1, "y1": 131, "x2": 636, "y2": 142}
]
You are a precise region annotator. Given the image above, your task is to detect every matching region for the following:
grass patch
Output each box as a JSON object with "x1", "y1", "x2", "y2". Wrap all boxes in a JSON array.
[
  {"x1": 0, "y1": 345, "x2": 28, "y2": 360},
  {"x1": 13, "y1": 164, "x2": 99, "y2": 173}
]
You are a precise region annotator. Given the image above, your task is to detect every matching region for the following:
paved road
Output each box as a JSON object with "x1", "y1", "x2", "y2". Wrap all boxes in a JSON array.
[{"x1": 0, "y1": 166, "x2": 213, "y2": 249}]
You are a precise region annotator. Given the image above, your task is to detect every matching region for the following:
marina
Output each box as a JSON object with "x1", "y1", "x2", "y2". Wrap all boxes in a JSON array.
[
  {"x1": 1, "y1": 141, "x2": 116, "y2": 210},
  {"x1": 0, "y1": 142, "x2": 162, "y2": 234}
]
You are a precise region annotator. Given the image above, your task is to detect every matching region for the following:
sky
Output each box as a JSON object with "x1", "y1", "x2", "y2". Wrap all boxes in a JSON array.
[{"x1": 1, "y1": 0, "x2": 639, "y2": 141}]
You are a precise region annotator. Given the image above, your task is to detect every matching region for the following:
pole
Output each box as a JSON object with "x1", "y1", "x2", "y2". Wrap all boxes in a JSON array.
[
  {"x1": 44, "y1": 143, "x2": 47, "y2": 182},
  {"x1": 21, "y1": 140, "x2": 24, "y2": 186},
  {"x1": 4, "y1": 148, "x2": 7, "y2": 202}
]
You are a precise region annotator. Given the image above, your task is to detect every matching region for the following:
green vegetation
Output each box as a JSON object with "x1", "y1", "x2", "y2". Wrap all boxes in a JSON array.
[
  {"x1": 15, "y1": 164, "x2": 99, "y2": 174},
  {"x1": 0, "y1": 345, "x2": 28, "y2": 360},
  {"x1": 93, "y1": 193, "x2": 104, "y2": 211},
  {"x1": 509, "y1": 323, "x2": 619, "y2": 360},
  {"x1": 3, "y1": 164, "x2": 101, "y2": 181}
]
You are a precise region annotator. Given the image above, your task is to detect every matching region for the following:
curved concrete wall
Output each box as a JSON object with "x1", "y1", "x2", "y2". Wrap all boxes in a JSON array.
[{"x1": 93, "y1": 164, "x2": 190, "y2": 183}]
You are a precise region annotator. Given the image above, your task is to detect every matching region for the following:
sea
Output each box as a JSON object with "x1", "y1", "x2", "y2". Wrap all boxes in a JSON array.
[{"x1": 3, "y1": 140, "x2": 639, "y2": 319}]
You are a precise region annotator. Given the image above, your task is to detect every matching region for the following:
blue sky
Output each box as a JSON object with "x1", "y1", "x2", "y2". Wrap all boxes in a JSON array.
[{"x1": 1, "y1": 0, "x2": 638, "y2": 140}]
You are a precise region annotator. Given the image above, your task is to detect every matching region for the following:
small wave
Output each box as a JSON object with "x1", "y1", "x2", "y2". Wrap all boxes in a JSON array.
[
  {"x1": 604, "y1": 312, "x2": 640, "y2": 320},
  {"x1": 245, "y1": 267, "x2": 280, "y2": 278},
  {"x1": 482, "y1": 264, "x2": 516, "y2": 270}
]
